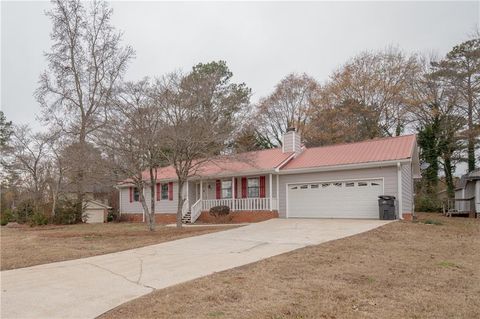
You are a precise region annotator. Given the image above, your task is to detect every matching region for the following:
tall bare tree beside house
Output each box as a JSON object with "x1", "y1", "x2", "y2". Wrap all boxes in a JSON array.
[
  {"x1": 101, "y1": 79, "x2": 164, "y2": 231},
  {"x1": 436, "y1": 38, "x2": 480, "y2": 172},
  {"x1": 408, "y1": 57, "x2": 464, "y2": 198},
  {"x1": 153, "y1": 61, "x2": 251, "y2": 228},
  {"x1": 36, "y1": 0, "x2": 134, "y2": 209},
  {"x1": 256, "y1": 73, "x2": 320, "y2": 147},
  {"x1": 8, "y1": 125, "x2": 50, "y2": 213},
  {"x1": 319, "y1": 48, "x2": 420, "y2": 138},
  {"x1": 45, "y1": 130, "x2": 68, "y2": 217}
]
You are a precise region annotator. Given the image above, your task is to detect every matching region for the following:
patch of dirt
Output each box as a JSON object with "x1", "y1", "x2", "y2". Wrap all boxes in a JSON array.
[
  {"x1": 100, "y1": 213, "x2": 480, "y2": 319},
  {"x1": 0, "y1": 223, "x2": 236, "y2": 270}
]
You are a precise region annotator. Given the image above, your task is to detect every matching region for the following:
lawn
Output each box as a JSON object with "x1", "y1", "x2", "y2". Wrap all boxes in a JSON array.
[
  {"x1": 100, "y1": 213, "x2": 480, "y2": 319},
  {"x1": 0, "y1": 223, "x2": 235, "y2": 270}
]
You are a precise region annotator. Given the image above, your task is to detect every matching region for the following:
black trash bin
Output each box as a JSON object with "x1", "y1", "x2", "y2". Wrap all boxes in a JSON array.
[{"x1": 378, "y1": 196, "x2": 396, "y2": 220}]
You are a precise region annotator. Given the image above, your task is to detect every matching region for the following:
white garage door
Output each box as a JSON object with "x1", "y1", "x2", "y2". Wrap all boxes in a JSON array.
[
  {"x1": 287, "y1": 179, "x2": 383, "y2": 219},
  {"x1": 85, "y1": 209, "x2": 104, "y2": 223}
]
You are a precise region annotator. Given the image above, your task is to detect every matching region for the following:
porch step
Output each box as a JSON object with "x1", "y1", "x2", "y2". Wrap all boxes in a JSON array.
[{"x1": 182, "y1": 211, "x2": 192, "y2": 224}]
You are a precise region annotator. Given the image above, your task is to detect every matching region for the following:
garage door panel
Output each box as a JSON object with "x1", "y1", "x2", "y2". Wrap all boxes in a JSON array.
[{"x1": 287, "y1": 179, "x2": 383, "y2": 219}]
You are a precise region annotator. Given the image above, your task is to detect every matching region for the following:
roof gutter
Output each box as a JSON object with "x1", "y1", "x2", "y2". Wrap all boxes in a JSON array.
[
  {"x1": 278, "y1": 158, "x2": 412, "y2": 174},
  {"x1": 275, "y1": 153, "x2": 296, "y2": 172}
]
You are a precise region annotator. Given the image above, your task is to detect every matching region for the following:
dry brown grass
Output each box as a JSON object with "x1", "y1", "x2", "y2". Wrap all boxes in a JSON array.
[
  {"x1": 100, "y1": 213, "x2": 480, "y2": 319},
  {"x1": 0, "y1": 223, "x2": 235, "y2": 270}
]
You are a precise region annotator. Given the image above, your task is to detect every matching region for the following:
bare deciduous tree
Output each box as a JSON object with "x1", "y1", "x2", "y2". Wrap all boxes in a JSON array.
[
  {"x1": 154, "y1": 61, "x2": 251, "y2": 228},
  {"x1": 320, "y1": 48, "x2": 420, "y2": 138},
  {"x1": 36, "y1": 0, "x2": 134, "y2": 207},
  {"x1": 102, "y1": 79, "x2": 164, "y2": 231},
  {"x1": 256, "y1": 73, "x2": 320, "y2": 146},
  {"x1": 8, "y1": 125, "x2": 50, "y2": 212}
]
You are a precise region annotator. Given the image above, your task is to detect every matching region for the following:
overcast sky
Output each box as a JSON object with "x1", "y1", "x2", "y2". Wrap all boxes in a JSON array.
[{"x1": 1, "y1": 1, "x2": 479, "y2": 131}]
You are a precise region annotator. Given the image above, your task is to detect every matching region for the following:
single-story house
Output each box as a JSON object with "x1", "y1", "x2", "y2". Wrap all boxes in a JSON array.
[
  {"x1": 84, "y1": 200, "x2": 111, "y2": 223},
  {"x1": 118, "y1": 129, "x2": 420, "y2": 223},
  {"x1": 454, "y1": 169, "x2": 480, "y2": 214}
]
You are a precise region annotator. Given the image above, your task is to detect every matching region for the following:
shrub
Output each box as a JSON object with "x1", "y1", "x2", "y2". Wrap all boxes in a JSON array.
[
  {"x1": 208, "y1": 205, "x2": 231, "y2": 223},
  {"x1": 52, "y1": 200, "x2": 83, "y2": 225},
  {"x1": 1, "y1": 209, "x2": 14, "y2": 226},
  {"x1": 209, "y1": 205, "x2": 230, "y2": 217},
  {"x1": 29, "y1": 212, "x2": 49, "y2": 227},
  {"x1": 107, "y1": 210, "x2": 117, "y2": 222},
  {"x1": 415, "y1": 195, "x2": 442, "y2": 212},
  {"x1": 14, "y1": 200, "x2": 35, "y2": 224}
]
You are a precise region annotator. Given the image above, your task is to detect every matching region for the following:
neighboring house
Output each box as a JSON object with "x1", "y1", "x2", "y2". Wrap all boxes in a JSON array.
[
  {"x1": 118, "y1": 129, "x2": 420, "y2": 223},
  {"x1": 454, "y1": 169, "x2": 480, "y2": 214},
  {"x1": 83, "y1": 200, "x2": 111, "y2": 224}
]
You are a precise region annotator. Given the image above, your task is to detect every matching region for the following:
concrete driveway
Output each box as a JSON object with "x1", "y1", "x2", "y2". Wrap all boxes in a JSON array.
[{"x1": 1, "y1": 218, "x2": 390, "y2": 319}]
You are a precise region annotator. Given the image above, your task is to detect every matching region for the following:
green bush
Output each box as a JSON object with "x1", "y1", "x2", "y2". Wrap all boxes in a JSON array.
[
  {"x1": 29, "y1": 212, "x2": 49, "y2": 226},
  {"x1": 52, "y1": 200, "x2": 83, "y2": 225},
  {"x1": 415, "y1": 195, "x2": 442, "y2": 212},
  {"x1": 14, "y1": 200, "x2": 35, "y2": 224},
  {"x1": 106, "y1": 210, "x2": 117, "y2": 222},
  {"x1": 1, "y1": 209, "x2": 13, "y2": 226}
]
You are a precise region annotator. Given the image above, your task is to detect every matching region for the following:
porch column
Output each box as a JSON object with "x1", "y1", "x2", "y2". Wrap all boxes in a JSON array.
[
  {"x1": 276, "y1": 174, "x2": 279, "y2": 211},
  {"x1": 200, "y1": 180, "x2": 203, "y2": 211},
  {"x1": 186, "y1": 180, "x2": 189, "y2": 210},
  {"x1": 269, "y1": 173, "x2": 273, "y2": 211},
  {"x1": 232, "y1": 176, "x2": 235, "y2": 211}
]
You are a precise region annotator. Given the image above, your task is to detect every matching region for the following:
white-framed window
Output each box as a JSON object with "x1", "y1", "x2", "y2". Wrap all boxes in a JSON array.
[
  {"x1": 247, "y1": 177, "x2": 260, "y2": 198},
  {"x1": 133, "y1": 188, "x2": 140, "y2": 201},
  {"x1": 161, "y1": 184, "x2": 169, "y2": 200},
  {"x1": 221, "y1": 180, "x2": 232, "y2": 199}
]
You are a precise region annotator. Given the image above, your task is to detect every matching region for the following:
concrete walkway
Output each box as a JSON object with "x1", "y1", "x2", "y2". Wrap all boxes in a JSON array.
[{"x1": 1, "y1": 219, "x2": 390, "y2": 319}]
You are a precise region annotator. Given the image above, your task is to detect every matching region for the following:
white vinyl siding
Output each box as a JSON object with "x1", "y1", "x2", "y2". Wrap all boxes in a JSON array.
[
  {"x1": 401, "y1": 163, "x2": 413, "y2": 214},
  {"x1": 119, "y1": 182, "x2": 183, "y2": 214}
]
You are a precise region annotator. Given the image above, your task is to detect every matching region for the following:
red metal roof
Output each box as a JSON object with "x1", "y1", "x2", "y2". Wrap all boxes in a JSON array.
[
  {"x1": 281, "y1": 134, "x2": 416, "y2": 170},
  {"x1": 140, "y1": 148, "x2": 294, "y2": 181},
  {"x1": 124, "y1": 135, "x2": 416, "y2": 184}
]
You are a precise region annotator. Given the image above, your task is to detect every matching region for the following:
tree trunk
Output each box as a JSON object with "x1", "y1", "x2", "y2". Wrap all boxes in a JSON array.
[
  {"x1": 138, "y1": 184, "x2": 151, "y2": 228},
  {"x1": 76, "y1": 127, "x2": 87, "y2": 222},
  {"x1": 467, "y1": 96, "x2": 475, "y2": 172},
  {"x1": 148, "y1": 167, "x2": 156, "y2": 231},
  {"x1": 443, "y1": 155, "x2": 455, "y2": 199},
  {"x1": 176, "y1": 179, "x2": 185, "y2": 228}
]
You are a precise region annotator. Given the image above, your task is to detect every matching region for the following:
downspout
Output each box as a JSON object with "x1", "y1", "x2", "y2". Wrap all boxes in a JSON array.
[
  {"x1": 397, "y1": 162, "x2": 403, "y2": 220},
  {"x1": 142, "y1": 187, "x2": 145, "y2": 223}
]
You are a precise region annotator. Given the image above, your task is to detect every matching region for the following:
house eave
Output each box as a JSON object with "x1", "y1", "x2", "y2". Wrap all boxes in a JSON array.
[{"x1": 278, "y1": 158, "x2": 412, "y2": 174}]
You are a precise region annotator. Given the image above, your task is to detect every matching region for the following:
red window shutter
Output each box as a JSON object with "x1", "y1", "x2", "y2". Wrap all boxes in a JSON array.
[
  {"x1": 216, "y1": 180, "x2": 221, "y2": 199},
  {"x1": 156, "y1": 183, "x2": 160, "y2": 201},
  {"x1": 168, "y1": 182, "x2": 173, "y2": 200},
  {"x1": 241, "y1": 177, "x2": 247, "y2": 198},
  {"x1": 260, "y1": 176, "x2": 266, "y2": 198},
  {"x1": 129, "y1": 187, "x2": 133, "y2": 203},
  {"x1": 234, "y1": 178, "x2": 238, "y2": 198}
]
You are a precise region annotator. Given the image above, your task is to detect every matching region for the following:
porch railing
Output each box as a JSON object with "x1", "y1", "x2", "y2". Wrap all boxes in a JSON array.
[
  {"x1": 201, "y1": 198, "x2": 276, "y2": 211},
  {"x1": 190, "y1": 199, "x2": 202, "y2": 223},
  {"x1": 443, "y1": 197, "x2": 476, "y2": 217}
]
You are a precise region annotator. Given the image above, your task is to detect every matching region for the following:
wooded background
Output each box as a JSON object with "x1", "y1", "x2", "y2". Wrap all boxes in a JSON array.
[{"x1": 1, "y1": 0, "x2": 478, "y2": 227}]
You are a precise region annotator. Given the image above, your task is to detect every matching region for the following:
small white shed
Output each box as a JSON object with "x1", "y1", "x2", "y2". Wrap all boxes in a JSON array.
[{"x1": 84, "y1": 200, "x2": 111, "y2": 224}]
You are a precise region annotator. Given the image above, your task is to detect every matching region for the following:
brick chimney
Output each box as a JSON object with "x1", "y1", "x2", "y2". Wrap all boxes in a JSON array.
[{"x1": 282, "y1": 127, "x2": 301, "y2": 155}]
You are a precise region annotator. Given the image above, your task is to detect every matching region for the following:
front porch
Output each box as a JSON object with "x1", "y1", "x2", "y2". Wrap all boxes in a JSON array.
[{"x1": 183, "y1": 174, "x2": 279, "y2": 223}]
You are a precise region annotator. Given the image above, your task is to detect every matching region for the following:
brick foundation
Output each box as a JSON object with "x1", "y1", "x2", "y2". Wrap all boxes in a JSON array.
[
  {"x1": 197, "y1": 210, "x2": 278, "y2": 223},
  {"x1": 119, "y1": 213, "x2": 177, "y2": 224},
  {"x1": 402, "y1": 212, "x2": 414, "y2": 221},
  {"x1": 119, "y1": 210, "x2": 278, "y2": 224}
]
